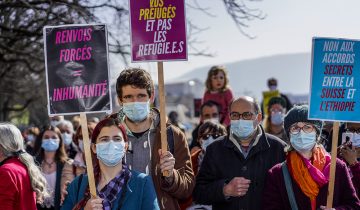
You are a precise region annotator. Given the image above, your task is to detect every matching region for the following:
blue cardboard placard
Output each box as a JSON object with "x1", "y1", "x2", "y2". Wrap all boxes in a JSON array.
[{"x1": 309, "y1": 37, "x2": 360, "y2": 122}]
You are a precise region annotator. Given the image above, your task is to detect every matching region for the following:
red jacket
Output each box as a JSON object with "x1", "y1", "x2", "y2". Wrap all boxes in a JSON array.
[{"x1": 0, "y1": 157, "x2": 37, "y2": 210}]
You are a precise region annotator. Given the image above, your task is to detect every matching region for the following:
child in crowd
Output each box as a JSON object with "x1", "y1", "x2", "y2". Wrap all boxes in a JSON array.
[{"x1": 202, "y1": 65, "x2": 234, "y2": 127}]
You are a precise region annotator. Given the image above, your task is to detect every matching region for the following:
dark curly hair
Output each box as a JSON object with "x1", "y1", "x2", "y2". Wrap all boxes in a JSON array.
[{"x1": 116, "y1": 68, "x2": 154, "y2": 100}]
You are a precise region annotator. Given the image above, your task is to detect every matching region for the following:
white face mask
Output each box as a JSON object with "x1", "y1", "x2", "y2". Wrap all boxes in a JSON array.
[
  {"x1": 50, "y1": 120, "x2": 61, "y2": 127},
  {"x1": 203, "y1": 118, "x2": 219, "y2": 124}
]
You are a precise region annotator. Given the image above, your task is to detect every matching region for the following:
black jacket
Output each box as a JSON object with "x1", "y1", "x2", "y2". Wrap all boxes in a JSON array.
[{"x1": 193, "y1": 126, "x2": 286, "y2": 210}]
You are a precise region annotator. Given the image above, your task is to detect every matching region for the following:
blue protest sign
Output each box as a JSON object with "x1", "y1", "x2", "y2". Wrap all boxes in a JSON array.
[{"x1": 309, "y1": 37, "x2": 360, "y2": 122}]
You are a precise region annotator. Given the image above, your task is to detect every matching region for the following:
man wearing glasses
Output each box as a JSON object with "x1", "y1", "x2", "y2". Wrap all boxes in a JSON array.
[{"x1": 193, "y1": 96, "x2": 286, "y2": 210}]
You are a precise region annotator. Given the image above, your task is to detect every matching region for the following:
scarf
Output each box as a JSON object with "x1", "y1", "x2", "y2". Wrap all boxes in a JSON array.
[
  {"x1": 98, "y1": 164, "x2": 131, "y2": 210},
  {"x1": 287, "y1": 146, "x2": 331, "y2": 210}
]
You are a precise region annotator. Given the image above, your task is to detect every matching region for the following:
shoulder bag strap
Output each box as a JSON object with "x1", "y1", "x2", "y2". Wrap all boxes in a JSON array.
[{"x1": 281, "y1": 161, "x2": 299, "y2": 210}]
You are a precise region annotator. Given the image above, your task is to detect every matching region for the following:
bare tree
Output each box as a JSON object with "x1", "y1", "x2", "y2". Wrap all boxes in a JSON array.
[{"x1": 0, "y1": 0, "x2": 264, "y2": 124}]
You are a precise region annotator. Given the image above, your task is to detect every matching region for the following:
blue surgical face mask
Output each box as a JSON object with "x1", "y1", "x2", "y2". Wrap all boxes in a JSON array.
[
  {"x1": 271, "y1": 112, "x2": 284, "y2": 125},
  {"x1": 61, "y1": 132, "x2": 73, "y2": 146},
  {"x1": 290, "y1": 131, "x2": 317, "y2": 153},
  {"x1": 122, "y1": 101, "x2": 150, "y2": 122},
  {"x1": 27, "y1": 134, "x2": 35, "y2": 142},
  {"x1": 42, "y1": 139, "x2": 60, "y2": 151},
  {"x1": 201, "y1": 136, "x2": 216, "y2": 151},
  {"x1": 96, "y1": 140, "x2": 125, "y2": 167},
  {"x1": 231, "y1": 119, "x2": 256, "y2": 139}
]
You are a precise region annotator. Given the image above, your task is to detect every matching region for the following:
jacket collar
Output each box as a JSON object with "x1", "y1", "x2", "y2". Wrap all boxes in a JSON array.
[{"x1": 224, "y1": 125, "x2": 271, "y2": 159}]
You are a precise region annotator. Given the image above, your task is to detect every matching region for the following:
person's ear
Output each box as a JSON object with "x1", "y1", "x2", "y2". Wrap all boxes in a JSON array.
[
  {"x1": 117, "y1": 96, "x2": 123, "y2": 106},
  {"x1": 149, "y1": 90, "x2": 155, "y2": 103},
  {"x1": 125, "y1": 142, "x2": 129, "y2": 151},
  {"x1": 256, "y1": 113, "x2": 262, "y2": 123}
]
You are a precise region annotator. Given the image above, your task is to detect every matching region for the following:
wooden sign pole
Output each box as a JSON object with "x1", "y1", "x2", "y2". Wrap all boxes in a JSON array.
[
  {"x1": 80, "y1": 113, "x2": 97, "y2": 197},
  {"x1": 157, "y1": 61, "x2": 169, "y2": 177},
  {"x1": 326, "y1": 121, "x2": 340, "y2": 208}
]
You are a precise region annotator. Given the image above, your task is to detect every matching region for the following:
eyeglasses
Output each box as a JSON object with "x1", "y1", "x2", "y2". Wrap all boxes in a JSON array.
[
  {"x1": 230, "y1": 112, "x2": 256, "y2": 120},
  {"x1": 346, "y1": 128, "x2": 360, "y2": 134},
  {"x1": 200, "y1": 133, "x2": 221, "y2": 140},
  {"x1": 289, "y1": 123, "x2": 315, "y2": 134}
]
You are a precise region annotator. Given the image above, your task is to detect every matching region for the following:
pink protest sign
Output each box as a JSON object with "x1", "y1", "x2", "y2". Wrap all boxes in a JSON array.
[{"x1": 129, "y1": 0, "x2": 187, "y2": 62}]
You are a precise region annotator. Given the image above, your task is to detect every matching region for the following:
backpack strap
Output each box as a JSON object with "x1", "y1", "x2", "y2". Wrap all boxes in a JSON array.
[
  {"x1": 167, "y1": 127, "x2": 175, "y2": 155},
  {"x1": 281, "y1": 161, "x2": 299, "y2": 210}
]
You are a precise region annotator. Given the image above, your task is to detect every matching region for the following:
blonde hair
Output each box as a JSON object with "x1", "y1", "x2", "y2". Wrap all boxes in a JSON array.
[{"x1": 0, "y1": 123, "x2": 49, "y2": 203}]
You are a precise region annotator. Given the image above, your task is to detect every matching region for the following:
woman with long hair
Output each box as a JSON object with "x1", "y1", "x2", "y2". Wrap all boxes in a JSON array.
[
  {"x1": 34, "y1": 125, "x2": 78, "y2": 210},
  {"x1": 62, "y1": 117, "x2": 159, "y2": 210},
  {"x1": 0, "y1": 123, "x2": 48, "y2": 210}
]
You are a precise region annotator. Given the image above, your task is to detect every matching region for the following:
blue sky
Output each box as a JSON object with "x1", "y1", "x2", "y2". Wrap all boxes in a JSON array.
[{"x1": 112, "y1": 0, "x2": 360, "y2": 82}]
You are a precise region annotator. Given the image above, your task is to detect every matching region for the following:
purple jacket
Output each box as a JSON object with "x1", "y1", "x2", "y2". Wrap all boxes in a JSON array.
[
  {"x1": 350, "y1": 162, "x2": 360, "y2": 197},
  {"x1": 262, "y1": 158, "x2": 360, "y2": 210}
]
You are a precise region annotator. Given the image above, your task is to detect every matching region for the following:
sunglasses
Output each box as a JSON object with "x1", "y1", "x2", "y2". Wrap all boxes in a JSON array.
[{"x1": 201, "y1": 133, "x2": 221, "y2": 140}]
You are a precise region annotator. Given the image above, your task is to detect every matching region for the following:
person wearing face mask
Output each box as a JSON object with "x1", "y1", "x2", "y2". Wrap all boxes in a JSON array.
[
  {"x1": 71, "y1": 125, "x2": 93, "y2": 172},
  {"x1": 338, "y1": 122, "x2": 360, "y2": 197},
  {"x1": 25, "y1": 126, "x2": 40, "y2": 155},
  {"x1": 33, "y1": 125, "x2": 79, "y2": 210},
  {"x1": 110, "y1": 68, "x2": 194, "y2": 210},
  {"x1": 193, "y1": 96, "x2": 286, "y2": 210},
  {"x1": 61, "y1": 118, "x2": 159, "y2": 210},
  {"x1": 262, "y1": 105, "x2": 360, "y2": 210},
  {"x1": 190, "y1": 100, "x2": 221, "y2": 153},
  {"x1": 183, "y1": 122, "x2": 227, "y2": 210},
  {"x1": 267, "y1": 78, "x2": 292, "y2": 112},
  {"x1": 263, "y1": 97, "x2": 289, "y2": 143},
  {"x1": 57, "y1": 120, "x2": 77, "y2": 159},
  {"x1": 49, "y1": 115, "x2": 65, "y2": 128}
]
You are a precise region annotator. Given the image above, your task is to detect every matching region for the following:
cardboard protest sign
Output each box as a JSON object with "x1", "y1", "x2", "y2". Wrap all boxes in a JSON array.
[
  {"x1": 129, "y1": 0, "x2": 187, "y2": 62},
  {"x1": 262, "y1": 90, "x2": 280, "y2": 117},
  {"x1": 309, "y1": 37, "x2": 360, "y2": 122},
  {"x1": 43, "y1": 24, "x2": 112, "y2": 115}
]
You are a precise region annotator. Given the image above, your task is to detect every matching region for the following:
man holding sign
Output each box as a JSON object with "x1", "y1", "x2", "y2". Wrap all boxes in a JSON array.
[{"x1": 112, "y1": 68, "x2": 194, "y2": 210}]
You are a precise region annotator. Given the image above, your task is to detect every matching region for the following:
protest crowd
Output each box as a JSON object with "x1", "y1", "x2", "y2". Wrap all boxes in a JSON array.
[
  {"x1": 1, "y1": 65, "x2": 360, "y2": 210},
  {"x1": 0, "y1": 2, "x2": 360, "y2": 209}
]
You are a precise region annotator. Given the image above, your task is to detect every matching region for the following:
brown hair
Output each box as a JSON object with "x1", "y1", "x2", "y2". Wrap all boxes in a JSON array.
[
  {"x1": 197, "y1": 121, "x2": 227, "y2": 143},
  {"x1": 205, "y1": 65, "x2": 229, "y2": 92},
  {"x1": 116, "y1": 68, "x2": 154, "y2": 100},
  {"x1": 34, "y1": 125, "x2": 68, "y2": 164},
  {"x1": 73, "y1": 118, "x2": 128, "y2": 210},
  {"x1": 72, "y1": 125, "x2": 94, "y2": 146}
]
